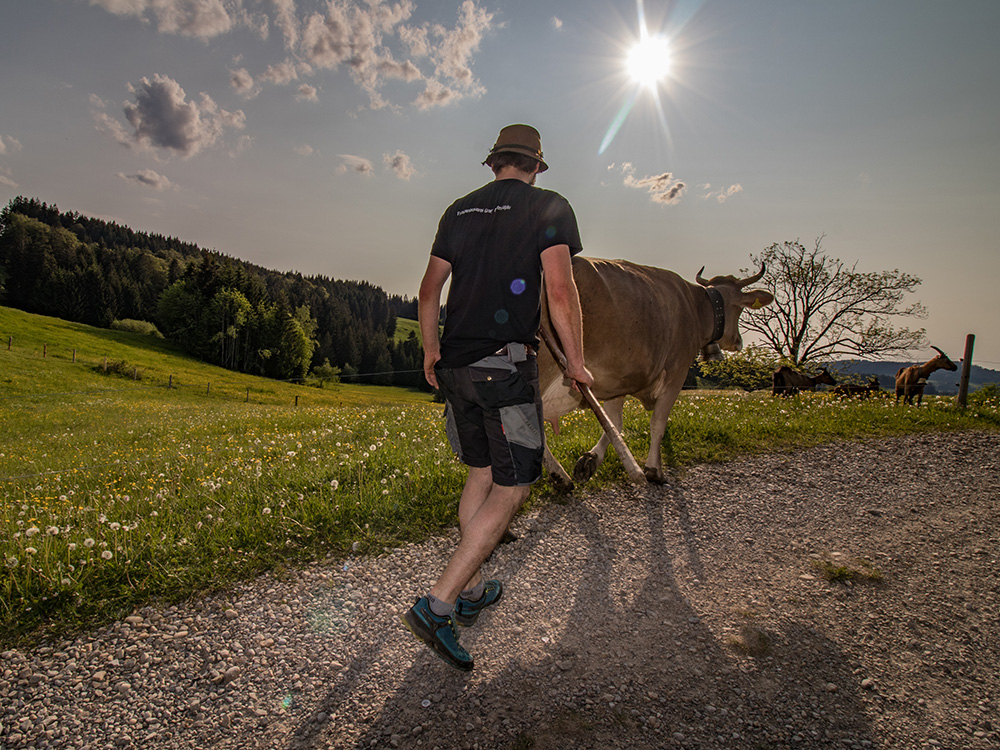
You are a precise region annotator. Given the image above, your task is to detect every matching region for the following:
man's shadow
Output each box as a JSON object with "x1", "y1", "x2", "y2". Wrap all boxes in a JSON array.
[{"x1": 288, "y1": 476, "x2": 875, "y2": 749}]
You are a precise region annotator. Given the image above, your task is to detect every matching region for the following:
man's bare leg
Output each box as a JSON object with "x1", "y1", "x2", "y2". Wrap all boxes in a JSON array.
[{"x1": 430, "y1": 469, "x2": 529, "y2": 605}]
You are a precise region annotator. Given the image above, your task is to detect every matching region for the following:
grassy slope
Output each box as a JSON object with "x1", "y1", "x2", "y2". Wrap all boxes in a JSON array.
[{"x1": 0, "y1": 306, "x2": 430, "y2": 407}]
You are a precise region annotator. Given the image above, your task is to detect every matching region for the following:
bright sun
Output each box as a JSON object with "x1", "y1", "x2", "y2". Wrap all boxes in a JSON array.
[{"x1": 627, "y1": 35, "x2": 672, "y2": 89}]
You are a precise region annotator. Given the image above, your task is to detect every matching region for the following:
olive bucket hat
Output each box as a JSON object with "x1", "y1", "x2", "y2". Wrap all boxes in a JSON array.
[{"x1": 482, "y1": 124, "x2": 548, "y2": 172}]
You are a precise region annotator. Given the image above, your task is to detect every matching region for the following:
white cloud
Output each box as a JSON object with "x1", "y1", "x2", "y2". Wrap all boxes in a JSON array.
[
  {"x1": 117, "y1": 168, "x2": 176, "y2": 190},
  {"x1": 552, "y1": 17, "x2": 563, "y2": 30},
  {"x1": 337, "y1": 154, "x2": 374, "y2": 176},
  {"x1": 271, "y1": 0, "x2": 299, "y2": 49},
  {"x1": 621, "y1": 163, "x2": 686, "y2": 205},
  {"x1": 700, "y1": 183, "x2": 743, "y2": 203},
  {"x1": 89, "y1": 0, "x2": 234, "y2": 40},
  {"x1": 293, "y1": 144, "x2": 315, "y2": 156},
  {"x1": 261, "y1": 59, "x2": 300, "y2": 85},
  {"x1": 411, "y1": 0, "x2": 491, "y2": 109},
  {"x1": 89, "y1": 1, "x2": 496, "y2": 111},
  {"x1": 0, "y1": 167, "x2": 17, "y2": 189},
  {"x1": 383, "y1": 150, "x2": 415, "y2": 180},
  {"x1": 295, "y1": 83, "x2": 318, "y2": 101},
  {"x1": 230, "y1": 67, "x2": 260, "y2": 99},
  {"x1": 0, "y1": 135, "x2": 23, "y2": 155},
  {"x1": 98, "y1": 74, "x2": 246, "y2": 158}
]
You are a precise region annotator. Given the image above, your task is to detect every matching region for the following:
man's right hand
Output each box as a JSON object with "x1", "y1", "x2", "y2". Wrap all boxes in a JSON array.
[{"x1": 423, "y1": 352, "x2": 441, "y2": 389}]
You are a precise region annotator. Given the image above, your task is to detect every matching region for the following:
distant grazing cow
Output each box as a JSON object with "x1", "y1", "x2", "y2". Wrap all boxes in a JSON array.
[
  {"x1": 771, "y1": 366, "x2": 837, "y2": 396},
  {"x1": 832, "y1": 376, "x2": 881, "y2": 399},
  {"x1": 895, "y1": 346, "x2": 958, "y2": 405},
  {"x1": 538, "y1": 257, "x2": 774, "y2": 489}
]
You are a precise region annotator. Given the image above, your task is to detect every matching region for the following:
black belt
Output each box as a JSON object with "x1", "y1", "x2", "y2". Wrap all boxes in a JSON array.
[{"x1": 494, "y1": 344, "x2": 536, "y2": 358}]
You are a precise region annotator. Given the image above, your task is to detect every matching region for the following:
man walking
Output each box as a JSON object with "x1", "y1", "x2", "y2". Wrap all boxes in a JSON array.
[{"x1": 403, "y1": 124, "x2": 593, "y2": 670}]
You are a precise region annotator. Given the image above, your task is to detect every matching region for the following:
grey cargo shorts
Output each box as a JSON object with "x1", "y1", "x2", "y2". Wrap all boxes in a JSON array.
[{"x1": 434, "y1": 352, "x2": 544, "y2": 487}]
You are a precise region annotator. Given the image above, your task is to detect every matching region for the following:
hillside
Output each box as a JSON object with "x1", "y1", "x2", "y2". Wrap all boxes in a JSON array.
[
  {"x1": 0, "y1": 196, "x2": 423, "y2": 388},
  {"x1": 0, "y1": 305, "x2": 429, "y2": 407}
]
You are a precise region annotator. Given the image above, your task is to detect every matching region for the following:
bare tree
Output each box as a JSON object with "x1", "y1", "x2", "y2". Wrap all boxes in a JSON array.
[{"x1": 742, "y1": 237, "x2": 927, "y2": 366}]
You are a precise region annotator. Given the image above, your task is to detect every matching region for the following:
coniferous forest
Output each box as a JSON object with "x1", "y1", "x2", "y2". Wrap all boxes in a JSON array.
[{"x1": 0, "y1": 197, "x2": 426, "y2": 388}]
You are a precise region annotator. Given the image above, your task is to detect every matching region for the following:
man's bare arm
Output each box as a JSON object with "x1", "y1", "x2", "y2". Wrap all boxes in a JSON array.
[
  {"x1": 540, "y1": 245, "x2": 593, "y2": 389},
  {"x1": 418, "y1": 255, "x2": 451, "y2": 389}
]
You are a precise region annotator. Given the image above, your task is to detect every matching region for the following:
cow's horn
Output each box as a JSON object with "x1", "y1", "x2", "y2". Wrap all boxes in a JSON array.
[
  {"x1": 738, "y1": 263, "x2": 766, "y2": 288},
  {"x1": 931, "y1": 345, "x2": 945, "y2": 356},
  {"x1": 696, "y1": 266, "x2": 709, "y2": 287}
]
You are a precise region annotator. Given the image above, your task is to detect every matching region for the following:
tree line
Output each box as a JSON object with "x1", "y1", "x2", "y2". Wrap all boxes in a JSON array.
[{"x1": 0, "y1": 197, "x2": 425, "y2": 388}]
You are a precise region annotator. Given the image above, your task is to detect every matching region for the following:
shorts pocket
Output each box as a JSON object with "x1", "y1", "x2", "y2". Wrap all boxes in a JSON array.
[
  {"x1": 469, "y1": 366, "x2": 534, "y2": 409},
  {"x1": 499, "y1": 403, "x2": 542, "y2": 450}
]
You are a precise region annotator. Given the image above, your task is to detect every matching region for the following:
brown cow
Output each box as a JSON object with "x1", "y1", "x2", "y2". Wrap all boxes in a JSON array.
[
  {"x1": 772, "y1": 366, "x2": 836, "y2": 396},
  {"x1": 538, "y1": 257, "x2": 774, "y2": 489},
  {"x1": 895, "y1": 346, "x2": 957, "y2": 405}
]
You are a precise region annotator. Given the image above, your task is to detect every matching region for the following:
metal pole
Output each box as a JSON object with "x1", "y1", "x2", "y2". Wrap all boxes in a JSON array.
[{"x1": 957, "y1": 334, "x2": 975, "y2": 407}]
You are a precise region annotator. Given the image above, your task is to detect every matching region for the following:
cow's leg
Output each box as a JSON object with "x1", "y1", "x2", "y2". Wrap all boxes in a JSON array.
[
  {"x1": 643, "y1": 388, "x2": 682, "y2": 483},
  {"x1": 543, "y1": 442, "x2": 574, "y2": 493},
  {"x1": 572, "y1": 397, "x2": 625, "y2": 483}
]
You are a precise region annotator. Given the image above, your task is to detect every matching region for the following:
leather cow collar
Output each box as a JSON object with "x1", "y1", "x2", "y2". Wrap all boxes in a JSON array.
[{"x1": 705, "y1": 286, "x2": 726, "y2": 344}]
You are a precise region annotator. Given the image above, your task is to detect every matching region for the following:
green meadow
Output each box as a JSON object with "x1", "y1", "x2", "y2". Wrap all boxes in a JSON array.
[{"x1": 2, "y1": 305, "x2": 998, "y2": 647}]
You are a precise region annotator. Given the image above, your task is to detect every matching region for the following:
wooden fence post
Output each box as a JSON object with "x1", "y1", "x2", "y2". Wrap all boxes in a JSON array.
[
  {"x1": 207, "y1": 383, "x2": 211, "y2": 395},
  {"x1": 957, "y1": 334, "x2": 975, "y2": 407},
  {"x1": 295, "y1": 395, "x2": 299, "y2": 407},
  {"x1": 43, "y1": 344, "x2": 47, "y2": 358},
  {"x1": 246, "y1": 387, "x2": 250, "y2": 403},
  {"x1": 103, "y1": 356, "x2": 107, "y2": 372},
  {"x1": 168, "y1": 375, "x2": 173, "y2": 389}
]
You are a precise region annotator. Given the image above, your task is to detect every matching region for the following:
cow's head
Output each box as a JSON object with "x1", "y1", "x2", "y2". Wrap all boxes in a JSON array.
[{"x1": 696, "y1": 264, "x2": 774, "y2": 357}]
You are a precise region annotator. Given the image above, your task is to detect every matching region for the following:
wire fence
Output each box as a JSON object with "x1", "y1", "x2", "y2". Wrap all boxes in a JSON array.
[{"x1": 1, "y1": 335, "x2": 426, "y2": 404}]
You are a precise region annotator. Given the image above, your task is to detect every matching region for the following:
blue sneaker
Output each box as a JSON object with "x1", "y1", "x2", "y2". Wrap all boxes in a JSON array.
[
  {"x1": 454, "y1": 579, "x2": 504, "y2": 627},
  {"x1": 401, "y1": 597, "x2": 473, "y2": 671}
]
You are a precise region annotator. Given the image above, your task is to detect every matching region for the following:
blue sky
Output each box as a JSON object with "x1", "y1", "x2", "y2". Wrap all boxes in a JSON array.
[{"x1": 2, "y1": 0, "x2": 999, "y2": 368}]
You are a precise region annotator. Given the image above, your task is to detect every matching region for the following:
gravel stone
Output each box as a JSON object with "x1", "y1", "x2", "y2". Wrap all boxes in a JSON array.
[{"x1": 2, "y1": 430, "x2": 998, "y2": 749}]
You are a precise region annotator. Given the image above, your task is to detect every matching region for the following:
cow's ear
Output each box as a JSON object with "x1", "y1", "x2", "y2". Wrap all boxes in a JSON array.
[{"x1": 744, "y1": 290, "x2": 774, "y2": 309}]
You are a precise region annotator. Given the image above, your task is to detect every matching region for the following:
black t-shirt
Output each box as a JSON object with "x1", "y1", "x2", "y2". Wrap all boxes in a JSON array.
[{"x1": 430, "y1": 178, "x2": 582, "y2": 367}]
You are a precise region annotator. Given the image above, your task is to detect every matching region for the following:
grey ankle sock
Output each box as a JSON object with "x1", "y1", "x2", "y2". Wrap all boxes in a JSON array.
[
  {"x1": 427, "y1": 594, "x2": 453, "y2": 617},
  {"x1": 461, "y1": 581, "x2": 485, "y2": 601}
]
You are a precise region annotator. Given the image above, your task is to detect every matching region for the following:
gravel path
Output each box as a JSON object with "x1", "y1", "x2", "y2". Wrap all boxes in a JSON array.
[{"x1": 3, "y1": 429, "x2": 999, "y2": 750}]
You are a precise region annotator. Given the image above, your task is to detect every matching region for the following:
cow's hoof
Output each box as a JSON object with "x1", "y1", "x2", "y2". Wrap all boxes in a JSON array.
[
  {"x1": 547, "y1": 472, "x2": 574, "y2": 494},
  {"x1": 644, "y1": 466, "x2": 668, "y2": 484},
  {"x1": 572, "y1": 452, "x2": 599, "y2": 483}
]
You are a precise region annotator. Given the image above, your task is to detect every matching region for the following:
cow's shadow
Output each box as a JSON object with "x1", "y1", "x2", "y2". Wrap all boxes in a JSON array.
[{"x1": 284, "y1": 480, "x2": 875, "y2": 749}]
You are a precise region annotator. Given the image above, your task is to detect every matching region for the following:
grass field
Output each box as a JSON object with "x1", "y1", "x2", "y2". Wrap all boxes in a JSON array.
[{"x1": 2, "y1": 305, "x2": 998, "y2": 647}]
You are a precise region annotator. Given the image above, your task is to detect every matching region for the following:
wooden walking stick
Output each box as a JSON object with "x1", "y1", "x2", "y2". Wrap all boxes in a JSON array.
[{"x1": 538, "y1": 325, "x2": 647, "y2": 485}]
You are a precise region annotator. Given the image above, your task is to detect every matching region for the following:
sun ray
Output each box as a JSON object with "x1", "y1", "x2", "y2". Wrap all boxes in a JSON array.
[{"x1": 598, "y1": 0, "x2": 702, "y2": 157}]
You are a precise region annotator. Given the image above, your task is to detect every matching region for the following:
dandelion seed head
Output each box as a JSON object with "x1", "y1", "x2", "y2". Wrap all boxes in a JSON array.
[
  {"x1": 25, "y1": 526, "x2": 40, "y2": 538},
  {"x1": 25, "y1": 547, "x2": 38, "y2": 555},
  {"x1": 262, "y1": 507, "x2": 272, "y2": 515},
  {"x1": 84, "y1": 538, "x2": 96, "y2": 548},
  {"x1": 101, "y1": 550, "x2": 113, "y2": 560}
]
